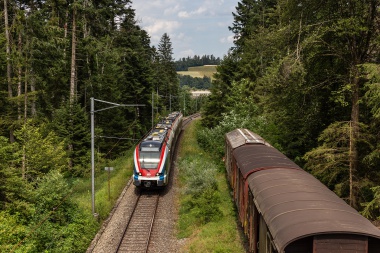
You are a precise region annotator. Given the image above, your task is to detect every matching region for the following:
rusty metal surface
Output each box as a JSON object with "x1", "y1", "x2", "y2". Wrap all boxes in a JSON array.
[
  {"x1": 233, "y1": 144, "x2": 380, "y2": 252},
  {"x1": 225, "y1": 128, "x2": 269, "y2": 150},
  {"x1": 232, "y1": 144, "x2": 301, "y2": 179}
]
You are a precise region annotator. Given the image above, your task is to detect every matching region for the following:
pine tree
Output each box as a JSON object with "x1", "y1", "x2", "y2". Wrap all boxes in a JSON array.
[{"x1": 157, "y1": 33, "x2": 179, "y2": 112}]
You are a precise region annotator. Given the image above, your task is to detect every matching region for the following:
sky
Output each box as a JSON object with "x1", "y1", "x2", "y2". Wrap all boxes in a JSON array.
[{"x1": 131, "y1": 0, "x2": 240, "y2": 60}]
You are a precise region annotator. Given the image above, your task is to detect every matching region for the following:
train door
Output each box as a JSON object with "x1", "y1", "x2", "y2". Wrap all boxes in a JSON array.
[
  {"x1": 258, "y1": 216, "x2": 267, "y2": 253},
  {"x1": 234, "y1": 163, "x2": 239, "y2": 204},
  {"x1": 249, "y1": 194, "x2": 259, "y2": 253},
  {"x1": 225, "y1": 143, "x2": 231, "y2": 178},
  {"x1": 258, "y1": 216, "x2": 277, "y2": 253},
  {"x1": 238, "y1": 174, "x2": 244, "y2": 223}
]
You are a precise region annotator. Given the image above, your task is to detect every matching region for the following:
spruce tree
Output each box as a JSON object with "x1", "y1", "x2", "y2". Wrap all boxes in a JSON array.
[{"x1": 157, "y1": 33, "x2": 179, "y2": 112}]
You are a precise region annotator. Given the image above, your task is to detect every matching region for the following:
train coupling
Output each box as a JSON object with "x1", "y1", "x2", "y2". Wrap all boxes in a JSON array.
[{"x1": 143, "y1": 181, "x2": 152, "y2": 187}]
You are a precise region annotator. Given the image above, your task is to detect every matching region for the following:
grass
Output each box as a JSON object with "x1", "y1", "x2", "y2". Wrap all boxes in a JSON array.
[
  {"x1": 72, "y1": 149, "x2": 134, "y2": 221},
  {"x1": 177, "y1": 120, "x2": 245, "y2": 253},
  {"x1": 177, "y1": 65, "x2": 217, "y2": 80},
  {"x1": 69, "y1": 119, "x2": 244, "y2": 252}
]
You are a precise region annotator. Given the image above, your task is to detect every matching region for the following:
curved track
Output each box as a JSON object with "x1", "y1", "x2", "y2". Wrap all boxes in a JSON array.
[
  {"x1": 87, "y1": 113, "x2": 201, "y2": 253},
  {"x1": 182, "y1": 113, "x2": 201, "y2": 128}
]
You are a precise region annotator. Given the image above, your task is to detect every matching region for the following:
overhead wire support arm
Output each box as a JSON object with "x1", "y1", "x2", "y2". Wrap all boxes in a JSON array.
[
  {"x1": 90, "y1": 97, "x2": 145, "y2": 217},
  {"x1": 93, "y1": 98, "x2": 145, "y2": 113}
]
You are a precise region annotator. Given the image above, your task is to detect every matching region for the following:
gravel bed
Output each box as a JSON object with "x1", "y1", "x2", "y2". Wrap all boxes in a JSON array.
[{"x1": 86, "y1": 133, "x2": 185, "y2": 253}]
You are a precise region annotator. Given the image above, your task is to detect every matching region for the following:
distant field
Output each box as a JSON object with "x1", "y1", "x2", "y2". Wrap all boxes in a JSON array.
[{"x1": 177, "y1": 65, "x2": 217, "y2": 80}]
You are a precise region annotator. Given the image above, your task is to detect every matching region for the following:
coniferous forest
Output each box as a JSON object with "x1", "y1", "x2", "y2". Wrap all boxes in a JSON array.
[
  {"x1": 0, "y1": 1, "x2": 198, "y2": 252},
  {"x1": 2, "y1": 0, "x2": 380, "y2": 251},
  {"x1": 201, "y1": 0, "x2": 380, "y2": 219}
]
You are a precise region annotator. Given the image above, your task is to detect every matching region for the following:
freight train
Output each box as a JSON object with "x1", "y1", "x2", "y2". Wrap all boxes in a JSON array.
[
  {"x1": 133, "y1": 112, "x2": 183, "y2": 188},
  {"x1": 225, "y1": 128, "x2": 380, "y2": 253}
]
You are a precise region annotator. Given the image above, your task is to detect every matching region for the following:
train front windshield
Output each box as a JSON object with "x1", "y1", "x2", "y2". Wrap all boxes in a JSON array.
[{"x1": 139, "y1": 151, "x2": 160, "y2": 169}]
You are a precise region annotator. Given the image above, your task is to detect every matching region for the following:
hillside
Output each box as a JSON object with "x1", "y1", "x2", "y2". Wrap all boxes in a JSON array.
[{"x1": 177, "y1": 65, "x2": 217, "y2": 80}]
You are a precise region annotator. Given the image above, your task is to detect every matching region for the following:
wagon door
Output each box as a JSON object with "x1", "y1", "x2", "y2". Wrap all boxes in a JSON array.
[
  {"x1": 248, "y1": 194, "x2": 259, "y2": 253},
  {"x1": 313, "y1": 234, "x2": 367, "y2": 253},
  {"x1": 258, "y1": 216, "x2": 269, "y2": 253}
]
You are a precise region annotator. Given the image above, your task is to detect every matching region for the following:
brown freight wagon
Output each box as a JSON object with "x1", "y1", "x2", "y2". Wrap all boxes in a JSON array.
[{"x1": 225, "y1": 129, "x2": 380, "y2": 253}]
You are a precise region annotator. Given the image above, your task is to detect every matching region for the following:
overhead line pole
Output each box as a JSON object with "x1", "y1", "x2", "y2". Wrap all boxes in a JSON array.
[{"x1": 91, "y1": 97, "x2": 145, "y2": 216}]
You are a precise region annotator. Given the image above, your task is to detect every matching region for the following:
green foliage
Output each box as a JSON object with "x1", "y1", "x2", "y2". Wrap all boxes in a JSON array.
[
  {"x1": 361, "y1": 186, "x2": 380, "y2": 220},
  {"x1": 177, "y1": 120, "x2": 245, "y2": 252},
  {"x1": 0, "y1": 0, "x2": 182, "y2": 251},
  {"x1": 178, "y1": 75, "x2": 212, "y2": 89},
  {"x1": 201, "y1": 53, "x2": 239, "y2": 128},
  {"x1": 0, "y1": 137, "x2": 17, "y2": 208},
  {"x1": 14, "y1": 121, "x2": 68, "y2": 181},
  {"x1": 303, "y1": 121, "x2": 375, "y2": 200},
  {"x1": 29, "y1": 170, "x2": 97, "y2": 253},
  {"x1": 198, "y1": 84, "x2": 269, "y2": 157},
  {"x1": 51, "y1": 102, "x2": 90, "y2": 176},
  {"x1": 0, "y1": 211, "x2": 30, "y2": 253},
  {"x1": 363, "y1": 63, "x2": 380, "y2": 120},
  {"x1": 303, "y1": 121, "x2": 352, "y2": 189},
  {"x1": 180, "y1": 158, "x2": 219, "y2": 196},
  {"x1": 203, "y1": 0, "x2": 380, "y2": 215},
  {"x1": 175, "y1": 55, "x2": 221, "y2": 71},
  {"x1": 179, "y1": 157, "x2": 222, "y2": 224}
]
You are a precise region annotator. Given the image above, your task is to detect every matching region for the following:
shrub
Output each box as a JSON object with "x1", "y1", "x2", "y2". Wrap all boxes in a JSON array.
[
  {"x1": 179, "y1": 157, "x2": 222, "y2": 224},
  {"x1": 197, "y1": 109, "x2": 268, "y2": 158}
]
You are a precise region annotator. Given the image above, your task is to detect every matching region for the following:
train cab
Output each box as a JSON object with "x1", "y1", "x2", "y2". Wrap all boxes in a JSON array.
[{"x1": 133, "y1": 112, "x2": 182, "y2": 188}]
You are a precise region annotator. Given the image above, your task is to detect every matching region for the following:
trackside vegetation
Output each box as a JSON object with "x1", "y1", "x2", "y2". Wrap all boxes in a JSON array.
[
  {"x1": 202, "y1": 0, "x2": 380, "y2": 220},
  {"x1": 0, "y1": 1, "x2": 193, "y2": 251},
  {"x1": 0, "y1": 139, "x2": 134, "y2": 252},
  {"x1": 177, "y1": 120, "x2": 246, "y2": 253}
]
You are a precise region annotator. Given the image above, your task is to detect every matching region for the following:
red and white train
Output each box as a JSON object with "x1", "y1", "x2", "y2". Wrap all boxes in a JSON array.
[{"x1": 133, "y1": 112, "x2": 183, "y2": 188}]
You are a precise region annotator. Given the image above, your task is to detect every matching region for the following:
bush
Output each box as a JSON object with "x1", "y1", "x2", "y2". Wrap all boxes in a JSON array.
[
  {"x1": 179, "y1": 157, "x2": 222, "y2": 224},
  {"x1": 197, "y1": 107, "x2": 270, "y2": 158}
]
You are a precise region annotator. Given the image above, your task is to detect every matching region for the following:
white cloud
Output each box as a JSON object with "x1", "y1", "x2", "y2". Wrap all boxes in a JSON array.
[
  {"x1": 178, "y1": 6, "x2": 209, "y2": 18},
  {"x1": 144, "y1": 19, "x2": 181, "y2": 36},
  {"x1": 132, "y1": 0, "x2": 239, "y2": 59},
  {"x1": 220, "y1": 35, "x2": 234, "y2": 44},
  {"x1": 164, "y1": 4, "x2": 182, "y2": 15},
  {"x1": 178, "y1": 11, "x2": 190, "y2": 18},
  {"x1": 178, "y1": 49, "x2": 195, "y2": 58}
]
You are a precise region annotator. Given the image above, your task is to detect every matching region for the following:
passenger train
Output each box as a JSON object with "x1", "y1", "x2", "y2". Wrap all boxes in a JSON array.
[
  {"x1": 225, "y1": 128, "x2": 380, "y2": 253},
  {"x1": 133, "y1": 111, "x2": 183, "y2": 188}
]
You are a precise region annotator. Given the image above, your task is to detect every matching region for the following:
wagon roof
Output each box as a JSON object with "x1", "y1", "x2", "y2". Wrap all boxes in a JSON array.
[
  {"x1": 233, "y1": 145, "x2": 380, "y2": 252},
  {"x1": 233, "y1": 144, "x2": 300, "y2": 178},
  {"x1": 225, "y1": 129, "x2": 269, "y2": 150}
]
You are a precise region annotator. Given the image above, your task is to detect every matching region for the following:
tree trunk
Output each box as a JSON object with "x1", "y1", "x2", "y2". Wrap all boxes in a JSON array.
[
  {"x1": 18, "y1": 32, "x2": 22, "y2": 121},
  {"x1": 4, "y1": 0, "x2": 15, "y2": 142},
  {"x1": 68, "y1": 4, "x2": 78, "y2": 169},
  {"x1": 30, "y1": 74, "x2": 36, "y2": 116},
  {"x1": 70, "y1": 5, "x2": 77, "y2": 104},
  {"x1": 349, "y1": 65, "x2": 360, "y2": 209}
]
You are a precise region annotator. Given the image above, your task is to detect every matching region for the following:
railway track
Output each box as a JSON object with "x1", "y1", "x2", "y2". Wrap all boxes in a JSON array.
[
  {"x1": 115, "y1": 113, "x2": 200, "y2": 253},
  {"x1": 116, "y1": 190, "x2": 160, "y2": 253},
  {"x1": 88, "y1": 112, "x2": 200, "y2": 253},
  {"x1": 182, "y1": 112, "x2": 201, "y2": 128}
]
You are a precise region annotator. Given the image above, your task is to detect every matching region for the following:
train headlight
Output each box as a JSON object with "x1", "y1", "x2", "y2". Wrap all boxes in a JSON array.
[{"x1": 138, "y1": 172, "x2": 142, "y2": 176}]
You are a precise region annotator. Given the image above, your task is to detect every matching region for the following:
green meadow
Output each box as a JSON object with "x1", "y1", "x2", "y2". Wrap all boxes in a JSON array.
[{"x1": 177, "y1": 65, "x2": 217, "y2": 80}]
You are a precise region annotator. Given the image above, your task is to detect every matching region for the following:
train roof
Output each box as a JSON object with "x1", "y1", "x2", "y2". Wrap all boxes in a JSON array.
[
  {"x1": 225, "y1": 128, "x2": 270, "y2": 150},
  {"x1": 233, "y1": 144, "x2": 300, "y2": 179},
  {"x1": 233, "y1": 144, "x2": 380, "y2": 252},
  {"x1": 140, "y1": 112, "x2": 182, "y2": 151}
]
